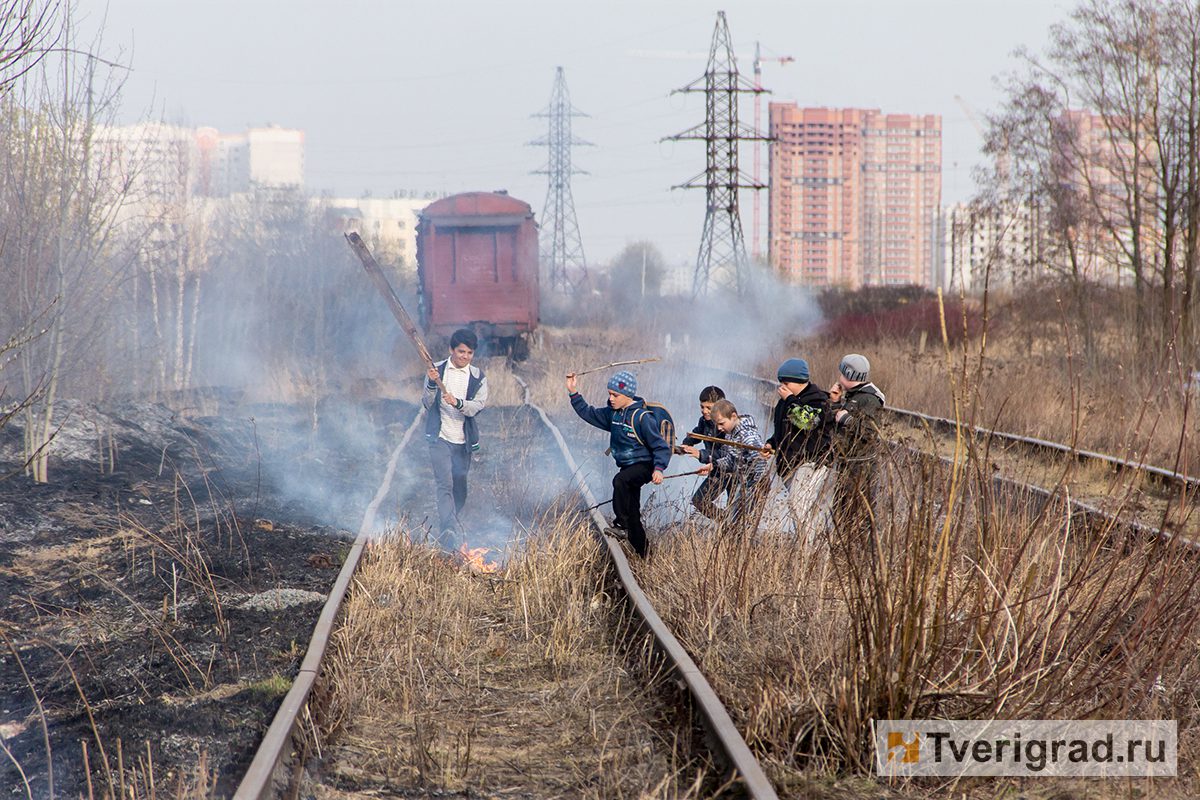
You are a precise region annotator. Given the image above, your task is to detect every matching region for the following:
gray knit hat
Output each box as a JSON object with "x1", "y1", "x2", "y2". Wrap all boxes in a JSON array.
[{"x1": 839, "y1": 354, "x2": 870, "y2": 383}]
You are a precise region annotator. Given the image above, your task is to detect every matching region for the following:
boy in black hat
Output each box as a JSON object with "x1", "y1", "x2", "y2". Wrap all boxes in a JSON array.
[
  {"x1": 566, "y1": 369, "x2": 670, "y2": 557},
  {"x1": 761, "y1": 357, "x2": 834, "y2": 542}
]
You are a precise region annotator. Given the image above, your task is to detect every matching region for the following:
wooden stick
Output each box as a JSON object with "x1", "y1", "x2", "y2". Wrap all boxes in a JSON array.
[
  {"x1": 569, "y1": 357, "x2": 660, "y2": 378},
  {"x1": 663, "y1": 468, "x2": 708, "y2": 479},
  {"x1": 583, "y1": 469, "x2": 708, "y2": 511},
  {"x1": 684, "y1": 431, "x2": 773, "y2": 454},
  {"x1": 344, "y1": 232, "x2": 448, "y2": 395}
]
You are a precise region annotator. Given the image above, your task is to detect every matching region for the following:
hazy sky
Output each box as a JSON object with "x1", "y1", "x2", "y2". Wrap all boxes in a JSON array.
[{"x1": 78, "y1": 0, "x2": 1068, "y2": 265}]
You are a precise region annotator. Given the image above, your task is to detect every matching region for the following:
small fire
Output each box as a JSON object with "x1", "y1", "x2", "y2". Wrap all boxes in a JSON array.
[{"x1": 458, "y1": 544, "x2": 499, "y2": 575}]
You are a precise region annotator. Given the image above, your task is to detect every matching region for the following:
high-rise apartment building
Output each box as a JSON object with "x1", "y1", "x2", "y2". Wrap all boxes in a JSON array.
[
  {"x1": 769, "y1": 104, "x2": 942, "y2": 288},
  {"x1": 945, "y1": 200, "x2": 1044, "y2": 292},
  {"x1": 942, "y1": 110, "x2": 1152, "y2": 294},
  {"x1": 99, "y1": 123, "x2": 305, "y2": 202}
]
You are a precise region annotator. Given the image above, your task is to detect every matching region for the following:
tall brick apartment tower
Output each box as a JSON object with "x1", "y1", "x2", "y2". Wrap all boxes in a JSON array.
[{"x1": 768, "y1": 104, "x2": 941, "y2": 288}]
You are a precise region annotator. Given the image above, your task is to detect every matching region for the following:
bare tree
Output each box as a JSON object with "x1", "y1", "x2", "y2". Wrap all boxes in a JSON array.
[
  {"x1": 0, "y1": 21, "x2": 140, "y2": 482},
  {"x1": 0, "y1": 0, "x2": 61, "y2": 97},
  {"x1": 988, "y1": 0, "x2": 1200, "y2": 364},
  {"x1": 121, "y1": 124, "x2": 224, "y2": 395}
]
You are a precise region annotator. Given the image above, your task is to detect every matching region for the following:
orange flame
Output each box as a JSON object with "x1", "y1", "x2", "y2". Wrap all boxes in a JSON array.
[{"x1": 458, "y1": 544, "x2": 499, "y2": 575}]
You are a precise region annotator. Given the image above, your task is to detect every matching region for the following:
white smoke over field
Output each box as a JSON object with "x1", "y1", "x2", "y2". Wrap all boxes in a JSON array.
[{"x1": 532, "y1": 261, "x2": 826, "y2": 532}]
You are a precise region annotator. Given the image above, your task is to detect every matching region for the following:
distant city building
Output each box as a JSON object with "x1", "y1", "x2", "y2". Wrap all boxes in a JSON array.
[
  {"x1": 943, "y1": 109, "x2": 1153, "y2": 294},
  {"x1": 247, "y1": 126, "x2": 304, "y2": 188},
  {"x1": 768, "y1": 104, "x2": 942, "y2": 288},
  {"x1": 98, "y1": 122, "x2": 305, "y2": 204},
  {"x1": 196, "y1": 124, "x2": 304, "y2": 195},
  {"x1": 1049, "y1": 109, "x2": 1154, "y2": 286},
  {"x1": 944, "y1": 200, "x2": 1044, "y2": 292},
  {"x1": 94, "y1": 121, "x2": 200, "y2": 208},
  {"x1": 659, "y1": 261, "x2": 693, "y2": 297},
  {"x1": 321, "y1": 194, "x2": 441, "y2": 273}
]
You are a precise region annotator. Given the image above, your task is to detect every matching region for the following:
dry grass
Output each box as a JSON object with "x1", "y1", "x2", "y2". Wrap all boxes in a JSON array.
[
  {"x1": 304, "y1": 513, "x2": 716, "y2": 799},
  {"x1": 780, "y1": 326, "x2": 1198, "y2": 478},
  {"x1": 635, "y1": 430, "x2": 1200, "y2": 798}
]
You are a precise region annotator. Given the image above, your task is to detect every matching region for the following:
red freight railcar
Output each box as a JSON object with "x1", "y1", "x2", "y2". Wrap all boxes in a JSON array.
[{"x1": 416, "y1": 191, "x2": 539, "y2": 358}]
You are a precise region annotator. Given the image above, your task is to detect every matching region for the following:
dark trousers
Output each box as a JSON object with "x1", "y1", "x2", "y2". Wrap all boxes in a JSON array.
[
  {"x1": 724, "y1": 474, "x2": 771, "y2": 534},
  {"x1": 612, "y1": 461, "x2": 654, "y2": 557},
  {"x1": 831, "y1": 461, "x2": 876, "y2": 550},
  {"x1": 691, "y1": 470, "x2": 732, "y2": 520},
  {"x1": 429, "y1": 438, "x2": 472, "y2": 550}
]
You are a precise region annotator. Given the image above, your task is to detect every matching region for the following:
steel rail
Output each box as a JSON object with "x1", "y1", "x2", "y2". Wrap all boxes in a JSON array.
[
  {"x1": 513, "y1": 375, "x2": 780, "y2": 800},
  {"x1": 706, "y1": 364, "x2": 1193, "y2": 547},
  {"x1": 237, "y1": 377, "x2": 778, "y2": 799},
  {"x1": 233, "y1": 361, "x2": 1183, "y2": 799},
  {"x1": 233, "y1": 409, "x2": 428, "y2": 800},
  {"x1": 885, "y1": 406, "x2": 1198, "y2": 494},
  {"x1": 894, "y1": 439, "x2": 1200, "y2": 552},
  {"x1": 707, "y1": 363, "x2": 1196, "y2": 495}
]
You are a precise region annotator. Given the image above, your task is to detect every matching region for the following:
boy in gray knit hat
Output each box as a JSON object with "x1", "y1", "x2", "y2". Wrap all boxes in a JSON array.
[
  {"x1": 827, "y1": 353, "x2": 886, "y2": 539},
  {"x1": 828, "y1": 353, "x2": 885, "y2": 430}
]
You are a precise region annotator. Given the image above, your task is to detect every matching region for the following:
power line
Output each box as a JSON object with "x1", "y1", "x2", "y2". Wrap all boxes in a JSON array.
[{"x1": 665, "y1": 11, "x2": 767, "y2": 298}]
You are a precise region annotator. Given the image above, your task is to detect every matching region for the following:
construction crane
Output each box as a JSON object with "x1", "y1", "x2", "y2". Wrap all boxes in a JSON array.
[
  {"x1": 955, "y1": 94, "x2": 1009, "y2": 185},
  {"x1": 752, "y1": 42, "x2": 794, "y2": 262}
]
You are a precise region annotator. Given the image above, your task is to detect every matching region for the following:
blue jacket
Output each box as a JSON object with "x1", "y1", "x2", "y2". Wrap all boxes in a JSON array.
[{"x1": 570, "y1": 392, "x2": 671, "y2": 471}]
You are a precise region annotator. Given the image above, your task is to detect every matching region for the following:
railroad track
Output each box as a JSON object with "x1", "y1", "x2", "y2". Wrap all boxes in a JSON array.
[
  {"x1": 233, "y1": 373, "x2": 779, "y2": 799},
  {"x1": 232, "y1": 360, "x2": 1195, "y2": 798},
  {"x1": 699, "y1": 363, "x2": 1196, "y2": 548}
]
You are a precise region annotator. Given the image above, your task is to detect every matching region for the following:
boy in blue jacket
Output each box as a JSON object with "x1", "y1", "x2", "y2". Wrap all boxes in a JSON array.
[{"x1": 566, "y1": 370, "x2": 669, "y2": 557}]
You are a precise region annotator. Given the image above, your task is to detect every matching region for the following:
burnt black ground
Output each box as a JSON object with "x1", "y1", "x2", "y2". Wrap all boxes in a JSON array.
[{"x1": 0, "y1": 393, "x2": 415, "y2": 799}]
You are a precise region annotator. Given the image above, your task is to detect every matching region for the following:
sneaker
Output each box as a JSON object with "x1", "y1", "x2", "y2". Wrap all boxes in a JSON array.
[{"x1": 603, "y1": 526, "x2": 628, "y2": 541}]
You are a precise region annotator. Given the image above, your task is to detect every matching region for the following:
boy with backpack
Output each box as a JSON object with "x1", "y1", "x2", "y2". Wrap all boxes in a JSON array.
[
  {"x1": 677, "y1": 385, "x2": 730, "y2": 520},
  {"x1": 566, "y1": 370, "x2": 671, "y2": 557},
  {"x1": 708, "y1": 399, "x2": 769, "y2": 529}
]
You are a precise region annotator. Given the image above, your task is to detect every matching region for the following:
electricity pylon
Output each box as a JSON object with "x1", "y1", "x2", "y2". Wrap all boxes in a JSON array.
[
  {"x1": 666, "y1": 11, "x2": 768, "y2": 297},
  {"x1": 531, "y1": 66, "x2": 590, "y2": 292}
]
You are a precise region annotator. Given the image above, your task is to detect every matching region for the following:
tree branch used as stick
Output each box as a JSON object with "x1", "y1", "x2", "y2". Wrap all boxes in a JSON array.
[
  {"x1": 584, "y1": 469, "x2": 707, "y2": 510},
  {"x1": 568, "y1": 357, "x2": 660, "y2": 378},
  {"x1": 684, "y1": 431, "x2": 772, "y2": 454}
]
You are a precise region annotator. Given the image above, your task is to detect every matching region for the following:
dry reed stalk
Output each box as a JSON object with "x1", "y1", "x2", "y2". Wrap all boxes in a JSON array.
[
  {"x1": 638, "y1": 447, "x2": 1200, "y2": 796},
  {"x1": 615, "y1": 294, "x2": 1200, "y2": 796}
]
